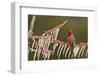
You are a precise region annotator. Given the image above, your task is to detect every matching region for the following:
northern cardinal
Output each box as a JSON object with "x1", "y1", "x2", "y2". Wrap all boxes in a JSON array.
[
  {"x1": 66, "y1": 30, "x2": 75, "y2": 47},
  {"x1": 66, "y1": 30, "x2": 75, "y2": 58}
]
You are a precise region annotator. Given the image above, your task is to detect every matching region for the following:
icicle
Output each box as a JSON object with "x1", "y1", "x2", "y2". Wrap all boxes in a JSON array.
[
  {"x1": 65, "y1": 47, "x2": 70, "y2": 58},
  {"x1": 63, "y1": 44, "x2": 67, "y2": 55},
  {"x1": 57, "y1": 44, "x2": 62, "y2": 56},
  {"x1": 44, "y1": 35, "x2": 51, "y2": 48},
  {"x1": 58, "y1": 44, "x2": 64, "y2": 59},
  {"x1": 85, "y1": 48, "x2": 88, "y2": 57},
  {"x1": 31, "y1": 41, "x2": 35, "y2": 50},
  {"x1": 68, "y1": 49, "x2": 71, "y2": 59},
  {"x1": 52, "y1": 43, "x2": 58, "y2": 55},
  {"x1": 37, "y1": 48, "x2": 42, "y2": 60},
  {"x1": 73, "y1": 45, "x2": 80, "y2": 57},
  {"x1": 77, "y1": 45, "x2": 84, "y2": 58},
  {"x1": 47, "y1": 51, "x2": 51, "y2": 60},
  {"x1": 80, "y1": 44, "x2": 86, "y2": 57},
  {"x1": 33, "y1": 46, "x2": 38, "y2": 60}
]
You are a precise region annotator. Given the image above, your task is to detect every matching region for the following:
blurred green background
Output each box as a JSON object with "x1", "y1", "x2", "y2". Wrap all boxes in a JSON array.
[{"x1": 28, "y1": 15, "x2": 88, "y2": 44}]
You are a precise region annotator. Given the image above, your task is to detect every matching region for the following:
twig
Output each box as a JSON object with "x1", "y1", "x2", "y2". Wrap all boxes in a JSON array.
[{"x1": 28, "y1": 16, "x2": 36, "y2": 38}]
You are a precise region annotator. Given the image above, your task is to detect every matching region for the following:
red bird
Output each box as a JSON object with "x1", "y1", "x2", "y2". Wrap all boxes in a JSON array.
[
  {"x1": 66, "y1": 29, "x2": 75, "y2": 58},
  {"x1": 66, "y1": 30, "x2": 75, "y2": 47}
]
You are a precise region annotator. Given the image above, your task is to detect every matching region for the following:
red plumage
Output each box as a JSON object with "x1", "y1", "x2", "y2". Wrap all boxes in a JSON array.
[{"x1": 66, "y1": 30, "x2": 75, "y2": 47}]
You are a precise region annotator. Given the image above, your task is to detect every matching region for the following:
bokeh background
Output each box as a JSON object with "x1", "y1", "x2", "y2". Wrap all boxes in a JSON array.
[{"x1": 28, "y1": 15, "x2": 88, "y2": 44}]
